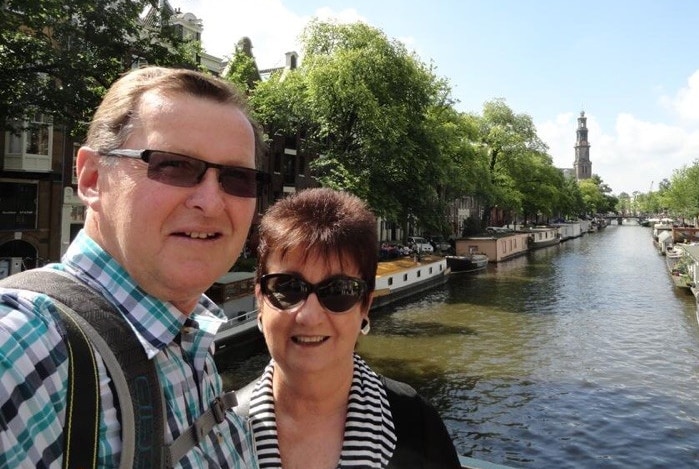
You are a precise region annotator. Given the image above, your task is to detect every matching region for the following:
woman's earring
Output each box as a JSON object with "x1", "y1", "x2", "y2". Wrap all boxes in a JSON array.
[
  {"x1": 360, "y1": 318, "x2": 370, "y2": 335},
  {"x1": 257, "y1": 316, "x2": 263, "y2": 333}
]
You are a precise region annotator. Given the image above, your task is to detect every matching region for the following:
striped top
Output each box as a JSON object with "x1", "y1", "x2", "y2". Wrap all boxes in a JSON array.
[
  {"x1": 249, "y1": 354, "x2": 397, "y2": 468},
  {"x1": 0, "y1": 230, "x2": 256, "y2": 469}
]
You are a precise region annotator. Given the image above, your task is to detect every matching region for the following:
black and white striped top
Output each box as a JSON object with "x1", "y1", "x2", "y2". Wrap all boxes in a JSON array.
[{"x1": 248, "y1": 353, "x2": 397, "y2": 468}]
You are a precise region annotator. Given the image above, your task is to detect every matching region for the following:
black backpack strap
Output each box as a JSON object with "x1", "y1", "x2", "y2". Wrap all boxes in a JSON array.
[
  {"x1": 0, "y1": 270, "x2": 164, "y2": 469},
  {"x1": 56, "y1": 296, "x2": 102, "y2": 468}
]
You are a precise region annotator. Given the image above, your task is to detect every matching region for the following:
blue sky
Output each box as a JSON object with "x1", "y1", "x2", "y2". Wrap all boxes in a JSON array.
[{"x1": 176, "y1": 0, "x2": 699, "y2": 196}]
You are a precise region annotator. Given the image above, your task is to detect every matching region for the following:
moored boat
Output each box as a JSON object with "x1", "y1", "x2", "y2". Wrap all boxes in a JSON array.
[
  {"x1": 445, "y1": 253, "x2": 489, "y2": 273},
  {"x1": 207, "y1": 271, "x2": 259, "y2": 353},
  {"x1": 664, "y1": 245, "x2": 694, "y2": 292},
  {"x1": 520, "y1": 226, "x2": 561, "y2": 250},
  {"x1": 455, "y1": 231, "x2": 529, "y2": 263},
  {"x1": 372, "y1": 255, "x2": 450, "y2": 310}
]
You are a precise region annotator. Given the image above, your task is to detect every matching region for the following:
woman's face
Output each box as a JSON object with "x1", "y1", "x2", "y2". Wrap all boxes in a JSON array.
[{"x1": 257, "y1": 247, "x2": 370, "y2": 378}]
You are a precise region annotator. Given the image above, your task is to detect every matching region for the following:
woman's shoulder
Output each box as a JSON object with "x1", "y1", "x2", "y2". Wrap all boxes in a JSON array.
[
  {"x1": 378, "y1": 375, "x2": 463, "y2": 468},
  {"x1": 380, "y1": 375, "x2": 419, "y2": 398},
  {"x1": 378, "y1": 375, "x2": 438, "y2": 419}
]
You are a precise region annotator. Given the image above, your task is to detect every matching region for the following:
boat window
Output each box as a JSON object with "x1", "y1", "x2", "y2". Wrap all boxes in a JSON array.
[
  {"x1": 403, "y1": 274, "x2": 408, "y2": 281},
  {"x1": 417, "y1": 270, "x2": 421, "y2": 278},
  {"x1": 429, "y1": 267, "x2": 433, "y2": 274},
  {"x1": 388, "y1": 277, "x2": 393, "y2": 286}
]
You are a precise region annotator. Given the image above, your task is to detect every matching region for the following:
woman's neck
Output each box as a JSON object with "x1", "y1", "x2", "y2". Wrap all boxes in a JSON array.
[{"x1": 272, "y1": 359, "x2": 354, "y2": 417}]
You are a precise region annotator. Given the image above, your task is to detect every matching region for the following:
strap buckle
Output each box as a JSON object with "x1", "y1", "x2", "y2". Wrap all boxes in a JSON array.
[{"x1": 211, "y1": 396, "x2": 226, "y2": 424}]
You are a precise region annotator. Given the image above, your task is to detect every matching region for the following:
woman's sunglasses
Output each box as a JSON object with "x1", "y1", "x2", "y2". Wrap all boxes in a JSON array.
[
  {"x1": 260, "y1": 273, "x2": 368, "y2": 313},
  {"x1": 100, "y1": 149, "x2": 267, "y2": 198}
]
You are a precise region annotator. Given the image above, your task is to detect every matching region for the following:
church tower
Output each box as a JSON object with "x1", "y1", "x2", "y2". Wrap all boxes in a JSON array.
[{"x1": 574, "y1": 111, "x2": 592, "y2": 180}]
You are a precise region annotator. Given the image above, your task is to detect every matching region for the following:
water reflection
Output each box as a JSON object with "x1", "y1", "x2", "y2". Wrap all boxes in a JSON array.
[{"x1": 218, "y1": 225, "x2": 699, "y2": 468}]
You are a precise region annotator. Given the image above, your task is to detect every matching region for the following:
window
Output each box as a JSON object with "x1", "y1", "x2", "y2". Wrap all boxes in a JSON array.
[
  {"x1": 4, "y1": 114, "x2": 53, "y2": 172},
  {"x1": 0, "y1": 182, "x2": 38, "y2": 230},
  {"x1": 25, "y1": 113, "x2": 51, "y2": 155},
  {"x1": 71, "y1": 144, "x2": 80, "y2": 185}
]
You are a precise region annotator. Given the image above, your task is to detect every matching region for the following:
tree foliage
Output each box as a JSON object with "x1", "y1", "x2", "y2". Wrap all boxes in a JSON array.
[
  {"x1": 251, "y1": 20, "x2": 454, "y2": 234},
  {"x1": 1, "y1": 0, "x2": 199, "y2": 133},
  {"x1": 662, "y1": 162, "x2": 699, "y2": 219},
  {"x1": 246, "y1": 20, "x2": 598, "y2": 235}
]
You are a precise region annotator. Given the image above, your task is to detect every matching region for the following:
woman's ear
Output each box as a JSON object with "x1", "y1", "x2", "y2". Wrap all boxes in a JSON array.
[
  {"x1": 364, "y1": 291, "x2": 375, "y2": 312},
  {"x1": 360, "y1": 317, "x2": 371, "y2": 335},
  {"x1": 255, "y1": 284, "x2": 265, "y2": 315}
]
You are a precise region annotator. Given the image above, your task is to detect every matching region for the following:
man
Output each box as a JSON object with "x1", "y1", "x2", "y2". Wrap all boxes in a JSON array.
[{"x1": 0, "y1": 67, "x2": 264, "y2": 468}]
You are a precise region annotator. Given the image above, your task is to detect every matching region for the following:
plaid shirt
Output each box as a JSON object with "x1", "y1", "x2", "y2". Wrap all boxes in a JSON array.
[{"x1": 0, "y1": 230, "x2": 257, "y2": 468}]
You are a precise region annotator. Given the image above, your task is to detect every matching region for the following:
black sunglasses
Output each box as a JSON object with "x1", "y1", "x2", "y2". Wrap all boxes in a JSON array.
[
  {"x1": 100, "y1": 149, "x2": 267, "y2": 198},
  {"x1": 260, "y1": 273, "x2": 368, "y2": 313}
]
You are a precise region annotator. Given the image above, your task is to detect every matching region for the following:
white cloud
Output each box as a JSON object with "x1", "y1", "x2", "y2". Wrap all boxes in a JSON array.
[
  {"x1": 179, "y1": 1, "x2": 368, "y2": 69},
  {"x1": 538, "y1": 107, "x2": 699, "y2": 195},
  {"x1": 666, "y1": 70, "x2": 699, "y2": 122},
  {"x1": 183, "y1": 0, "x2": 305, "y2": 68}
]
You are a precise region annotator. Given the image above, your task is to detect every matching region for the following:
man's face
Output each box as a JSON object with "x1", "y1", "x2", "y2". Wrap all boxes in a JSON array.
[{"x1": 90, "y1": 90, "x2": 257, "y2": 312}]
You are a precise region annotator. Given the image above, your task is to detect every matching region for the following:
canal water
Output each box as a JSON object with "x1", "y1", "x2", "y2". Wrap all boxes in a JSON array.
[{"x1": 216, "y1": 224, "x2": 699, "y2": 468}]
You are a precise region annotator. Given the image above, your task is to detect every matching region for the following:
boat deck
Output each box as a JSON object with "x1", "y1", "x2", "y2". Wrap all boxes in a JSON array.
[{"x1": 375, "y1": 255, "x2": 443, "y2": 276}]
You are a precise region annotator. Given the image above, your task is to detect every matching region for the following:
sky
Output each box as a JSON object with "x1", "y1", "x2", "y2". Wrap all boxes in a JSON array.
[{"x1": 175, "y1": 0, "x2": 699, "y2": 196}]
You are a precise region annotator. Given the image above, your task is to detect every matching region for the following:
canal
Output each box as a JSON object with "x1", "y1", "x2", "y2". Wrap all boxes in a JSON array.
[{"x1": 216, "y1": 224, "x2": 699, "y2": 468}]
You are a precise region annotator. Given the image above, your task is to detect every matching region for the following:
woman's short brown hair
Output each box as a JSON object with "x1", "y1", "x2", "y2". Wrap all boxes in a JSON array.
[{"x1": 256, "y1": 188, "x2": 378, "y2": 302}]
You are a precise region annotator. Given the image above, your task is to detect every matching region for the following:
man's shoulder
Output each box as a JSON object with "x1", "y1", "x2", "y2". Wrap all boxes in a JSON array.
[
  {"x1": 0, "y1": 270, "x2": 68, "y2": 339},
  {"x1": 0, "y1": 271, "x2": 71, "y2": 468}
]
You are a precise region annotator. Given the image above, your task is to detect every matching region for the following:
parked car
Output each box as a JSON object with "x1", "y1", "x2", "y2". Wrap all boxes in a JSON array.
[
  {"x1": 426, "y1": 235, "x2": 450, "y2": 252},
  {"x1": 407, "y1": 236, "x2": 434, "y2": 254},
  {"x1": 379, "y1": 242, "x2": 410, "y2": 260}
]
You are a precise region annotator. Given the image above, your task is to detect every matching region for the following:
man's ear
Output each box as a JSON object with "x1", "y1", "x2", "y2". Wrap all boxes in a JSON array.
[{"x1": 76, "y1": 147, "x2": 100, "y2": 208}]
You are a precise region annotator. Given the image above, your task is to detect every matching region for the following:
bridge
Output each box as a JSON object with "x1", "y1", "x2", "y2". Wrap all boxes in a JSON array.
[{"x1": 601, "y1": 214, "x2": 648, "y2": 225}]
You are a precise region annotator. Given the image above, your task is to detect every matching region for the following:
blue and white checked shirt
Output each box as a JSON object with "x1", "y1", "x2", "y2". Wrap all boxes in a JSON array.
[{"x1": 0, "y1": 230, "x2": 257, "y2": 468}]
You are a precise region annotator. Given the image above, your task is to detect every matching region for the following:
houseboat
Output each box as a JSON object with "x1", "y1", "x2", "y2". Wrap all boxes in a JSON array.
[
  {"x1": 518, "y1": 226, "x2": 560, "y2": 250},
  {"x1": 207, "y1": 271, "x2": 258, "y2": 353},
  {"x1": 550, "y1": 221, "x2": 585, "y2": 241},
  {"x1": 368, "y1": 255, "x2": 450, "y2": 310},
  {"x1": 652, "y1": 221, "x2": 674, "y2": 250},
  {"x1": 454, "y1": 230, "x2": 529, "y2": 263},
  {"x1": 445, "y1": 253, "x2": 489, "y2": 273},
  {"x1": 678, "y1": 244, "x2": 699, "y2": 303}
]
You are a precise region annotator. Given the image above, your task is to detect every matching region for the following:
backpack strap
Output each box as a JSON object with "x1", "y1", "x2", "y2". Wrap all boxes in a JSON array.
[
  {"x1": 55, "y1": 296, "x2": 101, "y2": 469},
  {"x1": 165, "y1": 390, "x2": 238, "y2": 466},
  {"x1": 0, "y1": 270, "x2": 164, "y2": 469}
]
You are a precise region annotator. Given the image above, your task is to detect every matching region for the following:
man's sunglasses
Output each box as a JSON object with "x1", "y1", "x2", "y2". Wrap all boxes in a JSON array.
[
  {"x1": 260, "y1": 273, "x2": 368, "y2": 313},
  {"x1": 100, "y1": 149, "x2": 267, "y2": 198}
]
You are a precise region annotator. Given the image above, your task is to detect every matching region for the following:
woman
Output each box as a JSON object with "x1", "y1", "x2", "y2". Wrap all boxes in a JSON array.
[{"x1": 237, "y1": 187, "x2": 461, "y2": 468}]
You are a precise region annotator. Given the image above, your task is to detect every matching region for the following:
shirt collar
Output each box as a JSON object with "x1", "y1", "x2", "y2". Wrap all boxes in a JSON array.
[{"x1": 57, "y1": 230, "x2": 225, "y2": 359}]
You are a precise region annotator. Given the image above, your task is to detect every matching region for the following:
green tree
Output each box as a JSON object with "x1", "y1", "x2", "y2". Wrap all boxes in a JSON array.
[
  {"x1": 518, "y1": 151, "x2": 568, "y2": 223},
  {"x1": 662, "y1": 162, "x2": 699, "y2": 220},
  {"x1": 255, "y1": 20, "x2": 450, "y2": 236},
  {"x1": 426, "y1": 108, "x2": 491, "y2": 232},
  {"x1": 476, "y1": 99, "x2": 549, "y2": 225},
  {"x1": 578, "y1": 176, "x2": 618, "y2": 215},
  {"x1": 1, "y1": 0, "x2": 199, "y2": 133},
  {"x1": 223, "y1": 38, "x2": 261, "y2": 93}
]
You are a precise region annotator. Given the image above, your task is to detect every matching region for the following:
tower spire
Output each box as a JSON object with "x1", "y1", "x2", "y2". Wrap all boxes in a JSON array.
[{"x1": 574, "y1": 111, "x2": 592, "y2": 180}]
